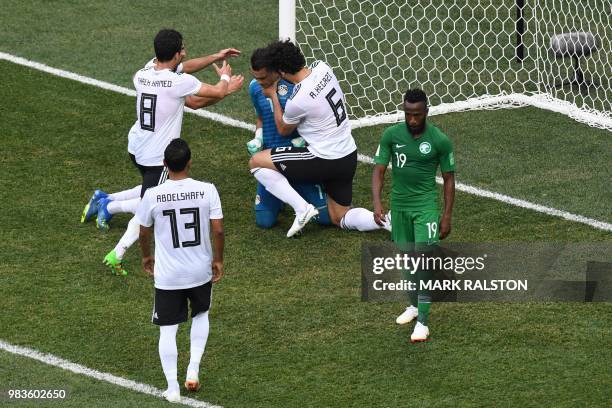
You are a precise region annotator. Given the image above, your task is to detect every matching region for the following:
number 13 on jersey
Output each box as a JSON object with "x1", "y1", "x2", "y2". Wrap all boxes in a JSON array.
[{"x1": 162, "y1": 207, "x2": 201, "y2": 248}]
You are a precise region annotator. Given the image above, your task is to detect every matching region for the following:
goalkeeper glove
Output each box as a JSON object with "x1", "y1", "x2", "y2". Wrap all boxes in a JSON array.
[
  {"x1": 247, "y1": 128, "x2": 263, "y2": 156},
  {"x1": 291, "y1": 136, "x2": 306, "y2": 148}
]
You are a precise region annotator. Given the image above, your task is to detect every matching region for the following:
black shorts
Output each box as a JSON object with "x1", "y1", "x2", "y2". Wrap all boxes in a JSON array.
[
  {"x1": 152, "y1": 281, "x2": 212, "y2": 326},
  {"x1": 130, "y1": 154, "x2": 168, "y2": 198},
  {"x1": 270, "y1": 147, "x2": 357, "y2": 206}
]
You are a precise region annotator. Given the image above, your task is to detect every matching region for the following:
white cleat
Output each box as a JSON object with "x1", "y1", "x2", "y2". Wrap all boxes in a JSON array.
[
  {"x1": 396, "y1": 305, "x2": 418, "y2": 325},
  {"x1": 184, "y1": 370, "x2": 200, "y2": 392},
  {"x1": 410, "y1": 321, "x2": 430, "y2": 343},
  {"x1": 162, "y1": 389, "x2": 181, "y2": 403},
  {"x1": 381, "y1": 211, "x2": 392, "y2": 232},
  {"x1": 287, "y1": 204, "x2": 319, "y2": 238}
]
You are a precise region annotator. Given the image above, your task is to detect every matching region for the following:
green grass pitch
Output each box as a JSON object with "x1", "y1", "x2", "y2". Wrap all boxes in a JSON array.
[{"x1": 0, "y1": 1, "x2": 610, "y2": 407}]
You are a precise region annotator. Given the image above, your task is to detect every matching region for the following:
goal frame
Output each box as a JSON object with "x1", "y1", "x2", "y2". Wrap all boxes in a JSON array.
[{"x1": 279, "y1": 0, "x2": 611, "y2": 130}]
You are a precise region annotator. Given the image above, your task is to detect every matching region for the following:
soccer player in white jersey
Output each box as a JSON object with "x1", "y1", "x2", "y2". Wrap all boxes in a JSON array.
[
  {"x1": 81, "y1": 28, "x2": 242, "y2": 275},
  {"x1": 137, "y1": 139, "x2": 224, "y2": 403},
  {"x1": 249, "y1": 40, "x2": 388, "y2": 237}
]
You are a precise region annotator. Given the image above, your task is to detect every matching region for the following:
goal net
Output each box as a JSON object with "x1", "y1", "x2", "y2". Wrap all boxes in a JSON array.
[{"x1": 290, "y1": 0, "x2": 611, "y2": 130}]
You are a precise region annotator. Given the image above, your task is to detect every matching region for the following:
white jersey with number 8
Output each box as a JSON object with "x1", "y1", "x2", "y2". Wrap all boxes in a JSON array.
[
  {"x1": 128, "y1": 59, "x2": 201, "y2": 167},
  {"x1": 282, "y1": 61, "x2": 356, "y2": 159}
]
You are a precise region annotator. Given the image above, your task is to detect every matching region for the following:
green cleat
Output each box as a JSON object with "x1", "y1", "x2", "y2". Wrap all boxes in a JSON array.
[{"x1": 103, "y1": 250, "x2": 127, "y2": 276}]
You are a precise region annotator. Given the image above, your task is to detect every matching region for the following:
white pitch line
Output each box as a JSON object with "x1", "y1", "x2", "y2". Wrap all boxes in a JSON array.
[
  {"x1": 446, "y1": 178, "x2": 612, "y2": 231},
  {"x1": 1, "y1": 51, "x2": 610, "y2": 232},
  {"x1": 358, "y1": 154, "x2": 612, "y2": 232},
  {"x1": 0, "y1": 340, "x2": 221, "y2": 408},
  {"x1": 0, "y1": 51, "x2": 253, "y2": 132}
]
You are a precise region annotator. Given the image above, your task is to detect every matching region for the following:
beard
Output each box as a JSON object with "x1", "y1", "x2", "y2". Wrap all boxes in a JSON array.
[{"x1": 408, "y1": 122, "x2": 426, "y2": 135}]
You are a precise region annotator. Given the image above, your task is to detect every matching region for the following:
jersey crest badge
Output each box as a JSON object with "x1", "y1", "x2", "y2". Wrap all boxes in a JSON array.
[
  {"x1": 419, "y1": 142, "x2": 432, "y2": 154},
  {"x1": 277, "y1": 84, "x2": 289, "y2": 96}
]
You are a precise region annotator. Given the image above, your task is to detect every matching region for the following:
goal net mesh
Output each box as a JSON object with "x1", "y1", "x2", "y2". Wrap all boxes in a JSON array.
[{"x1": 295, "y1": 0, "x2": 611, "y2": 130}]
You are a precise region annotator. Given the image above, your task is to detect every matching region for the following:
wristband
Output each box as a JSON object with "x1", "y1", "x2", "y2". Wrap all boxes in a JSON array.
[
  {"x1": 255, "y1": 128, "x2": 263, "y2": 140},
  {"x1": 220, "y1": 74, "x2": 230, "y2": 82}
]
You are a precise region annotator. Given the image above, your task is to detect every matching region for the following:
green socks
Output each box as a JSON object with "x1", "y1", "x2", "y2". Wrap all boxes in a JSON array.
[{"x1": 417, "y1": 294, "x2": 431, "y2": 325}]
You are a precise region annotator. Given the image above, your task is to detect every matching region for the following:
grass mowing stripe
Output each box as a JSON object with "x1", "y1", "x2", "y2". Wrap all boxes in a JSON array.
[
  {"x1": 0, "y1": 339, "x2": 221, "y2": 408},
  {"x1": 1, "y1": 57, "x2": 610, "y2": 407},
  {"x1": 357, "y1": 154, "x2": 612, "y2": 232},
  {"x1": 0, "y1": 51, "x2": 253, "y2": 131},
  {"x1": 1, "y1": 50, "x2": 610, "y2": 233}
]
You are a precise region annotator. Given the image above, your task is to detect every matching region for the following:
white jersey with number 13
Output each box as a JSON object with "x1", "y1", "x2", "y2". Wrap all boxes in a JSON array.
[{"x1": 136, "y1": 178, "x2": 223, "y2": 290}]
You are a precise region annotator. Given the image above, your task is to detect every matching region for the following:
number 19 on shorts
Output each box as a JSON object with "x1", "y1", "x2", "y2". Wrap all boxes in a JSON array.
[{"x1": 426, "y1": 221, "x2": 437, "y2": 240}]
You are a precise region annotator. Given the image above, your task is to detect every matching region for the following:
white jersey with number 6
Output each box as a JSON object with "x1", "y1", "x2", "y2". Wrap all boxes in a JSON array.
[
  {"x1": 136, "y1": 178, "x2": 223, "y2": 290},
  {"x1": 282, "y1": 61, "x2": 356, "y2": 159},
  {"x1": 128, "y1": 59, "x2": 201, "y2": 167}
]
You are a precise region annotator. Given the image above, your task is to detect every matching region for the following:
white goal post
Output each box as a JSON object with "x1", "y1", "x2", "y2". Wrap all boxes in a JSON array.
[{"x1": 279, "y1": 0, "x2": 611, "y2": 131}]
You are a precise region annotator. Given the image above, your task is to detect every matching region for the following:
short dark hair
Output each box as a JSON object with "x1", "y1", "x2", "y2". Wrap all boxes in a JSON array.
[
  {"x1": 154, "y1": 29, "x2": 183, "y2": 62},
  {"x1": 404, "y1": 88, "x2": 428, "y2": 106},
  {"x1": 164, "y1": 139, "x2": 191, "y2": 172},
  {"x1": 250, "y1": 47, "x2": 270, "y2": 71},
  {"x1": 267, "y1": 40, "x2": 306, "y2": 74}
]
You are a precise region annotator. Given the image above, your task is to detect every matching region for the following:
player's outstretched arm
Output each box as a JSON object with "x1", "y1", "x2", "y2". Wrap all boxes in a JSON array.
[
  {"x1": 226, "y1": 74, "x2": 245, "y2": 94},
  {"x1": 185, "y1": 95, "x2": 220, "y2": 110},
  {"x1": 193, "y1": 61, "x2": 237, "y2": 101},
  {"x1": 439, "y1": 171, "x2": 455, "y2": 240},
  {"x1": 139, "y1": 225, "x2": 155, "y2": 277},
  {"x1": 181, "y1": 48, "x2": 241, "y2": 74},
  {"x1": 372, "y1": 164, "x2": 388, "y2": 226},
  {"x1": 185, "y1": 75, "x2": 244, "y2": 110},
  {"x1": 210, "y1": 219, "x2": 224, "y2": 283}
]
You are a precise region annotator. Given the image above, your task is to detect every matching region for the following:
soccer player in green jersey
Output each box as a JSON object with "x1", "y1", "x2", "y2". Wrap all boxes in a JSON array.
[{"x1": 372, "y1": 88, "x2": 455, "y2": 343}]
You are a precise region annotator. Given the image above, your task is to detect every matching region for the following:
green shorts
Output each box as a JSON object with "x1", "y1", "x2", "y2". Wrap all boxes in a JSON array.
[{"x1": 391, "y1": 209, "x2": 440, "y2": 252}]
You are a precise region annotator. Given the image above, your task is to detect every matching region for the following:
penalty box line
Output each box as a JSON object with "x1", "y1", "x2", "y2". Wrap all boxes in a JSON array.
[
  {"x1": 1, "y1": 51, "x2": 610, "y2": 232},
  {"x1": 0, "y1": 339, "x2": 221, "y2": 408}
]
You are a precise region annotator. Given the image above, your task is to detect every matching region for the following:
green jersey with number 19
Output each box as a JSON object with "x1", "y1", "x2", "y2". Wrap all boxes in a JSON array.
[{"x1": 374, "y1": 122, "x2": 455, "y2": 211}]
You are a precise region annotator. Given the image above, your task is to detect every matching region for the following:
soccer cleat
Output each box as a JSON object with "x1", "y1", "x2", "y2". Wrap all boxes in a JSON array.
[
  {"x1": 161, "y1": 389, "x2": 181, "y2": 403},
  {"x1": 184, "y1": 370, "x2": 200, "y2": 392},
  {"x1": 81, "y1": 189, "x2": 108, "y2": 223},
  {"x1": 96, "y1": 197, "x2": 113, "y2": 231},
  {"x1": 410, "y1": 321, "x2": 430, "y2": 343},
  {"x1": 381, "y1": 211, "x2": 392, "y2": 232},
  {"x1": 103, "y1": 250, "x2": 127, "y2": 276},
  {"x1": 286, "y1": 204, "x2": 319, "y2": 238},
  {"x1": 396, "y1": 305, "x2": 418, "y2": 325}
]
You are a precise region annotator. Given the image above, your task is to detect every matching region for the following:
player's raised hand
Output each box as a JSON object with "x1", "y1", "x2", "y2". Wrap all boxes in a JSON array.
[
  {"x1": 212, "y1": 261, "x2": 224, "y2": 283},
  {"x1": 373, "y1": 201, "x2": 387, "y2": 226},
  {"x1": 261, "y1": 79, "x2": 279, "y2": 98},
  {"x1": 227, "y1": 75, "x2": 244, "y2": 94},
  {"x1": 215, "y1": 48, "x2": 241, "y2": 61},
  {"x1": 213, "y1": 60, "x2": 232, "y2": 78},
  {"x1": 142, "y1": 256, "x2": 155, "y2": 277}
]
